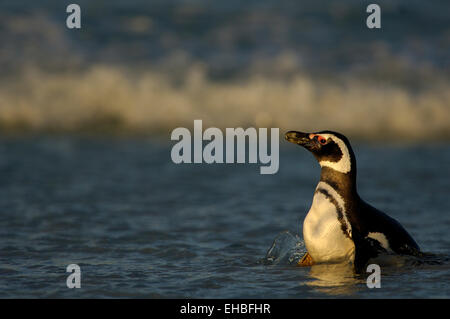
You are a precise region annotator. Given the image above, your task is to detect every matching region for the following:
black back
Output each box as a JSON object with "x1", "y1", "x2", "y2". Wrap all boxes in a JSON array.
[{"x1": 351, "y1": 197, "x2": 421, "y2": 272}]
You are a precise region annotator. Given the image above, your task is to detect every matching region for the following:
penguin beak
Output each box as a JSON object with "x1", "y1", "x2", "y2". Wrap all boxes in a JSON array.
[
  {"x1": 285, "y1": 131, "x2": 320, "y2": 152},
  {"x1": 285, "y1": 131, "x2": 312, "y2": 147}
]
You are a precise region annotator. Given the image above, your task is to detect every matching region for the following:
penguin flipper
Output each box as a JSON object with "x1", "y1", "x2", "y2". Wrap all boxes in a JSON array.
[
  {"x1": 353, "y1": 234, "x2": 386, "y2": 273},
  {"x1": 359, "y1": 200, "x2": 421, "y2": 253}
]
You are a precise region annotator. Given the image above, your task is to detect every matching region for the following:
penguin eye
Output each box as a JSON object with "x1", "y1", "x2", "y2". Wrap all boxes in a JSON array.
[{"x1": 318, "y1": 136, "x2": 327, "y2": 145}]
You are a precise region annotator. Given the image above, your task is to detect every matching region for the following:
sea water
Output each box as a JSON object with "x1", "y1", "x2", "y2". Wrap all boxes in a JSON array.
[{"x1": 0, "y1": 137, "x2": 448, "y2": 298}]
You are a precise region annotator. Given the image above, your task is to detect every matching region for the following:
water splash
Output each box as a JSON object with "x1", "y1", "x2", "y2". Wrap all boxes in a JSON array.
[{"x1": 264, "y1": 231, "x2": 306, "y2": 266}]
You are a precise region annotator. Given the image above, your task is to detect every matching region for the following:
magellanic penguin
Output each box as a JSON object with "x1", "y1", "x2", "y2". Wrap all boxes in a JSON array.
[{"x1": 285, "y1": 130, "x2": 421, "y2": 273}]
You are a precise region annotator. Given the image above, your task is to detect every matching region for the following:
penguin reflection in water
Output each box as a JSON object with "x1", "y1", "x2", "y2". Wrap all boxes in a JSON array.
[{"x1": 285, "y1": 130, "x2": 421, "y2": 273}]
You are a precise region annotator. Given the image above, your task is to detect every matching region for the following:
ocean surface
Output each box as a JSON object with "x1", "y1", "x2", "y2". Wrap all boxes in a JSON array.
[{"x1": 0, "y1": 137, "x2": 448, "y2": 298}]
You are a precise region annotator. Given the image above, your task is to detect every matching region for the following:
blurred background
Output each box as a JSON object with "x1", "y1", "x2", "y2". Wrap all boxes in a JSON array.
[
  {"x1": 0, "y1": 0, "x2": 449, "y2": 140},
  {"x1": 0, "y1": 0, "x2": 449, "y2": 298}
]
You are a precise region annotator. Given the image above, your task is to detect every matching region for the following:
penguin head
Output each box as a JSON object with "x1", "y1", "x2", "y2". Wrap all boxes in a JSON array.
[{"x1": 285, "y1": 130, "x2": 355, "y2": 174}]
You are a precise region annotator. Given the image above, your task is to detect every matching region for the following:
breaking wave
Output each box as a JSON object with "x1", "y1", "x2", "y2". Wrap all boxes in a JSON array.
[{"x1": 1, "y1": 64, "x2": 449, "y2": 141}]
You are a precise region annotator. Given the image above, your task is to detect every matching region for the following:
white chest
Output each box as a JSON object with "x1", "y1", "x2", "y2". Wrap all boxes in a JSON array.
[{"x1": 303, "y1": 183, "x2": 355, "y2": 264}]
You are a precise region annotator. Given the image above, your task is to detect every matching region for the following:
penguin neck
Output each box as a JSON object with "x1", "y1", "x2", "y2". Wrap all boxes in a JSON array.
[{"x1": 318, "y1": 166, "x2": 358, "y2": 199}]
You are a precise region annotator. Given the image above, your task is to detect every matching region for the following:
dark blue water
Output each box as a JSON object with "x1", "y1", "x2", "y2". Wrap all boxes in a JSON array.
[
  {"x1": 0, "y1": 137, "x2": 448, "y2": 298},
  {"x1": 2, "y1": 0, "x2": 448, "y2": 82}
]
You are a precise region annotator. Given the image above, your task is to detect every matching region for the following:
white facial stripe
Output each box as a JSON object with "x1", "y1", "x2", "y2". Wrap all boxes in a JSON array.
[
  {"x1": 367, "y1": 232, "x2": 391, "y2": 251},
  {"x1": 316, "y1": 181, "x2": 352, "y2": 238},
  {"x1": 317, "y1": 134, "x2": 351, "y2": 174}
]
